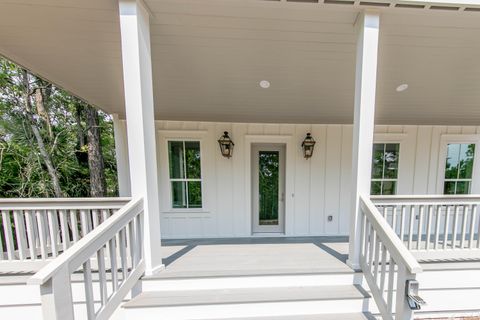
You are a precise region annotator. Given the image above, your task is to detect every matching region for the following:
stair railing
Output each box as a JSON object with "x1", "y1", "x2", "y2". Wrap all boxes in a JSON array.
[
  {"x1": 359, "y1": 195, "x2": 423, "y2": 320},
  {"x1": 28, "y1": 197, "x2": 145, "y2": 320}
]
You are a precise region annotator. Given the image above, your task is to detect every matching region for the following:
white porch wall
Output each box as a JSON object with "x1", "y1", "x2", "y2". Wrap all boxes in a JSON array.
[{"x1": 155, "y1": 121, "x2": 480, "y2": 239}]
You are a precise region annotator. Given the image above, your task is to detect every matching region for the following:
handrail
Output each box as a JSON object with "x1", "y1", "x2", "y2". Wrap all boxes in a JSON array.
[
  {"x1": 29, "y1": 197, "x2": 142, "y2": 285},
  {"x1": 28, "y1": 197, "x2": 145, "y2": 320},
  {"x1": 372, "y1": 194, "x2": 480, "y2": 205},
  {"x1": 361, "y1": 196, "x2": 422, "y2": 273},
  {"x1": 0, "y1": 197, "x2": 131, "y2": 210},
  {"x1": 359, "y1": 195, "x2": 423, "y2": 320}
]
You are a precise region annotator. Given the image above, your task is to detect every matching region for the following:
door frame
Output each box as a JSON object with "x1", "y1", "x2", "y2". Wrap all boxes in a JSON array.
[
  {"x1": 244, "y1": 135, "x2": 295, "y2": 236},
  {"x1": 252, "y1": 144, "x2": 286, "y2": 233}
]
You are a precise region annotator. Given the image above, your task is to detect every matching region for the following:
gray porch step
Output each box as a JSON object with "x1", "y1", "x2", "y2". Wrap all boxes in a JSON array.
[
  {"x1": 212, "y1": 313, "x2": 376, "y2": 320},
  {"x1": 123, "y1": 285, "x2": 371, "y2": 319},
  {"x1": 123, "y1": 285, "x2": 369, "y2": 308}
]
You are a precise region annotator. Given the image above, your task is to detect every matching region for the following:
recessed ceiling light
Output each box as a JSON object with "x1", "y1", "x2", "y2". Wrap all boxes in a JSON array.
[
  {"x1": 259, "y1": 80, "x2": 270, "y2": 89},
  {"x1": 396, "y1": 84, "x2": 409, "y2": 92}
]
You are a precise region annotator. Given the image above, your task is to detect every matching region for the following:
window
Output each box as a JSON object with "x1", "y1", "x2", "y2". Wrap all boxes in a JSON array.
[
  {"x1": 168, "y1": 141, "x2": 202, "y2": 208},
  {"x1": 444, "y1": 143, "x2": 475, "y2": 195},
  {"x1": 371, "y1": 143, "x2": 400, "y2": 195}
]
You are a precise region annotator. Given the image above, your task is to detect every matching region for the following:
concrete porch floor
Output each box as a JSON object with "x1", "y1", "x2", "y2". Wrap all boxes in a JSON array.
[{"x1": 157, "y1": 236, "x2": 352, "y2": 278}]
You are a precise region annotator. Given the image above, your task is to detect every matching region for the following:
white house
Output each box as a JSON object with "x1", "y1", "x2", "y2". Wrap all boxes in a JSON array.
[{"x1": 1, "y1": 0, "x2": 480, "y2": 319}]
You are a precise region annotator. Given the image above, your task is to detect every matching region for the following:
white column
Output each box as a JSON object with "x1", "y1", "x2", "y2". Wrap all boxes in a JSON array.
[
  {"x1": 118, "y1": 0, "x2": 163, "y2": 275},
  {"x1": 347, "y1": 10, "x2": 380, "y2": 270},
  {"x1": 112, "y1": 114, "x2": 131, "y2": 197}
]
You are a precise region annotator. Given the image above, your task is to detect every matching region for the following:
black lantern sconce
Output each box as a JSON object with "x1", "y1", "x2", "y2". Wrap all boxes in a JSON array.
[
  {"x1": 301, "y1": 133, "x2": 316, "y2": 159},
  {"x1": 218, "y1": 131, "x2": 235, "y2": 158}
]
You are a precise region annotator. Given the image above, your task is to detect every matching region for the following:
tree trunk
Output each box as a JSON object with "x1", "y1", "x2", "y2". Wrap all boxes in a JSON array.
[
  {"x1": 86, "y1": 106, "x2": 106, "y2": 197},
  {"x1": 75, "y1": 103, "x2": 85, "y2": 148},
  {"x1": 21, "y1": 70, "x2": 63, "y2": 197}
]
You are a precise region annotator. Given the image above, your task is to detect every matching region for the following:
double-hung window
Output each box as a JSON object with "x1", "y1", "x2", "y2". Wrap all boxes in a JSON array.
[
  {"x1": 168, "y1": 141, "x2": 202, "y2": 208},
  {"x1": 443, "y1": 143, "x2": 475, "y2": 195},
  {"x1": 371, "y1": 143, "x2": 400, "y2": 195}
]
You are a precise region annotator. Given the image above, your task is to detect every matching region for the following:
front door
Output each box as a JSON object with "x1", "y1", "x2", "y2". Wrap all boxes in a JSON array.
[{"x1": 252, "y1": 144, "x2": 286, "y2": 233}]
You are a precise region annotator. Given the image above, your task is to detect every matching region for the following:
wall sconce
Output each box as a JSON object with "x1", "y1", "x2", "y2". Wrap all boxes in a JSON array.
[
  {"x1": 218, "y1": 131, "x2": 234, "y2": 158},
  {"x1": 301, "y1": 133, "x2": 316, "y2": 159}
]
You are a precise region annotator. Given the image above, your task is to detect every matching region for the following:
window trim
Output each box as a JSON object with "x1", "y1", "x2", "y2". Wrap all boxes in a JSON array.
[
  {"x1": 168, "y1": 140, "x2": 203, "y2": 209},
  {"x1": 371, "y1": 142, "x2": 401, "y2": 195},
  {"x1": 157, "y1": 129, "x2": 209, "y2": 214},
  {"x1": 437, "y1": 134, "x2": 480, "y2": 195}
]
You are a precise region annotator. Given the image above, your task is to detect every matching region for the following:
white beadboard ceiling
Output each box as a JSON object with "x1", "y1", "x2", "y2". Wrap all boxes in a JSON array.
[{"x1": 1, "y1": 0, "x2": 480, "y2": 124}]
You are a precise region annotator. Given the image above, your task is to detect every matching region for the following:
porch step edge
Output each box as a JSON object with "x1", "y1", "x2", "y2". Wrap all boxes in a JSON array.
[{"x1": 123, "y1": 285, "x2": 370, "y2": 309}]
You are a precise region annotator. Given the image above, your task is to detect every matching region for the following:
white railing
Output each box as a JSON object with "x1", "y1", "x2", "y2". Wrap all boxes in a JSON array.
[
  {"x1": 372, "y1": 195, "x2": 480, "y2": 261},
  {"x1": 0, "y1": 198, "x2": 130, "y2": 266},
  {"x1": 28, "y1": 197, "x2": 145, "y2": 320},
  {"x1": 359, "y1": 195, "x2": 423, "y2": 320}
]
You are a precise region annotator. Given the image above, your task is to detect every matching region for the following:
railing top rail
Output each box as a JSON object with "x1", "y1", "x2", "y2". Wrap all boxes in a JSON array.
[
  {"x1": 371, "y1": 194, "x2": 480, "y2": 205},
  {"x1": 28, "y1": 197, "x2": 143, "y2": 286},
  {"x1": 361, "y1": 195, "x2": 422, "y2": 274},
  {"x1": 0, "y1": 197, "x2": 131, "y2": 210}
]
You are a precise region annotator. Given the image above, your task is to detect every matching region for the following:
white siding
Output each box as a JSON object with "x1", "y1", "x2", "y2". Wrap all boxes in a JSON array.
[{"x1": 155, "y1": 121, "x2": 480, "y2": 239}]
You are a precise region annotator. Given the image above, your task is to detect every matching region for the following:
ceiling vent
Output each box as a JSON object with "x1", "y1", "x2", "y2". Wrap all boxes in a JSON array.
[
  {"x1": 324, "y1": 0, "x2": 354, "y2": 4},
  {"x1": 395, "y1": 3, "x2": 425, "y2": 9},
  {"x1": 359, "y1": 1, "x2": 390, "y2": 6},
  {"x1": 430, "y1": 5, "x2": 460, "y2": 10}
]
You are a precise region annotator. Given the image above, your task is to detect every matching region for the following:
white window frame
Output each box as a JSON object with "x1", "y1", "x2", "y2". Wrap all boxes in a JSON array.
[
  {"x1": 370, "y1": 142, "x2": 401, "y2": 195},
  {"x1": 158, "y1": 129, "x2": 209, "y2": 213},
  {"x1": 168, "y1": 140, "x2": 203, "y2": 209},
  {"x1": 437, "y1": 134, "x2": 480, "y2": 195}
]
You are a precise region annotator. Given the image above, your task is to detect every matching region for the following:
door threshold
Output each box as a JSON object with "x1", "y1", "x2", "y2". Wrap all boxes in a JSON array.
[{"x1": 251, "y1": 233, "x2": 286, "y2": 237}]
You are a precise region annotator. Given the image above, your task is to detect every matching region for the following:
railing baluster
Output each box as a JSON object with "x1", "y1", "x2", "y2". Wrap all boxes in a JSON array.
[
  {"x1": 452, "y1": 205, "x2": 460, "y2": 249},
  {"x1": 469, "y1": 205, "x2": 477, "y2": 249},
  {"x1": 92, "y1": 209, "x2": 100, "y2": 229},
  {"x1": 379, "y1": 243, "x2": 387, "y2": 297},
  {"x1": 13, "y1": 210, "x2": 28, "y2": 260},
  {"x1": 70, "y1": 210, "x2": 79, "y2": 243},
  {"x1": 80, "y1": 209, "x2": 90, "y2": 237},
  {"x1": 109, "y1": 236, "x2": 119, "y2": 291},
  {"x1": 460, "y1": 205, "x2": 469, "y2": 249},
  {"x1": 59, "y1": 209, "x2": 70, "y2": 251},
  {"x1": 97, "y1": 247, "x2": 108, "y2": 309},
  {"x1": 373, "y1": 233, "x2": 381, "y2": 283},
  {"x1": 408, "y1": 205, "x2": 415, "y2": 250},
  {"x1": 443, "y1": 206, "x2": 451, "y2": 250},
  {"x1": 119, "y1": 228, "x2": 128, "y2": 281},
  {"x1": 400, "y1": 205, "x2": 406, "y2": 242},
  {"x1": 392, "y1": 206, "x2": 397, "y2": 234},
  {"x1": 1, "y1": 210, "x2": 15, "y2": 260},
  {"x1": 417, "y1": 205, "x2": 424, "y2": 250},
  {"x1": 47, "y1": 210, "x2": 58, "y2": 258},
  {"x1": 368, "y1": 225, "x2": 375, "y2": 271},
  {"x1": 434, "y1": 205, "x2": 441, "y2": 250},
  {"x1": 83, "y1": 259, "x2": 95, "y2": 319},
  {"x1": 36, "y1": 210, "x2": 48, "y2": 260},
  {"x1": 26, "y1": 210, "x2": 37, "y2": 260},
  {"x1": 386, "y1": 257, "x2": 395, "y2": 314},
  {"x1": 425, "y1": 205, "x2": 433, "y2": 251}
]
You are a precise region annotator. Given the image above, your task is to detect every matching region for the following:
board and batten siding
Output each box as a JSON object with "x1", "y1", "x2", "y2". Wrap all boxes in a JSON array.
[{"x1": 155, "y1": 121, "x2": 480, "y2": 239}]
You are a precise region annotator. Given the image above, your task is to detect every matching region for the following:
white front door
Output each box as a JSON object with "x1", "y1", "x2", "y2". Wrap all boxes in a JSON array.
[{"x1": 252, "y1": 144, "x2": 286, "y2": 233}]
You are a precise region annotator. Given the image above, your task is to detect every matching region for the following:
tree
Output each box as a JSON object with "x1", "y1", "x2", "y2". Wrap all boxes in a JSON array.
[{"x1": 0, "y1": 57, "x2": 118, "y2": 198}]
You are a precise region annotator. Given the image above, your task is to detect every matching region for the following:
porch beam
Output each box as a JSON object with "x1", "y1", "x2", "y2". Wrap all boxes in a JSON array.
[
  {"x1": 347, "y1": 10, "x2": 380, "y2": 270},
  {"x1": 118, "y1": 0, "x2": 163, "y2": 275},
  {"x1": 112, "y1": 114, "x2": 131, "y2": 197}
]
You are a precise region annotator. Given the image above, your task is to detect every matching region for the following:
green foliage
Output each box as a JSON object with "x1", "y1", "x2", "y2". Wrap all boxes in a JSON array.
[{"x1": 0, "y1": 57, "x2": 118, "y2": 197}]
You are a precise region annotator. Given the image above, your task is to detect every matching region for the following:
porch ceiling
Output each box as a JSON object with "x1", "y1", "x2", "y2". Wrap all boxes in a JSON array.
[{"x1": 1, "y1": 0, "x2": 480, "y2": 125}]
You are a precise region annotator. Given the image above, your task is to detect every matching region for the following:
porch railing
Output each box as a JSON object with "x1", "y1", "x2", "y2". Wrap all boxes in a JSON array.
[
  {"x1": 359, "y1": 195, "x2": 422, "y2": 320},
  {"x1": 372, "y1": 195, "x2": 480, "y2": 261},
  {"x1": 0, "y1": 198, "x2": 130, "y2": 266},
  {"x1": 28, "y1": 197, "x2": 144, "y2": 320}
]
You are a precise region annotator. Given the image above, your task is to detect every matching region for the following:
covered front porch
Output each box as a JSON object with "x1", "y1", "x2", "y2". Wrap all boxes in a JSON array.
[{"x1": 2, "y1": 0, "x2": 480, "y2": 319}]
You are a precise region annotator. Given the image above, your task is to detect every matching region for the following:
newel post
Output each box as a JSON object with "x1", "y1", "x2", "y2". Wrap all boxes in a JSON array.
[
  {"x1": 39, "y1": 267, "x2": 74, "y2": 320},
  {"x1": 347, "y1": 10, "x2": 380, "y2": 270},
  {"x1": 395, "y1": 264, "x2": 416, "y2": 320},
  {"x1": 118, "y1": 0, "x2": 164, "y2": 275}
]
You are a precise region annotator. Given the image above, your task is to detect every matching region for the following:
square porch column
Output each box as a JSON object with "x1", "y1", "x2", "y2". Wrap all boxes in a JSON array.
[
  {"x1": 347, "y1": 11, "x2": 380, "y2": 270},
  {"x1": 112, "y1": 114, "x2": 131, "y2": 197},
  {"x1": 118, "y1": 0, "x2": 163, "y2": 275}
]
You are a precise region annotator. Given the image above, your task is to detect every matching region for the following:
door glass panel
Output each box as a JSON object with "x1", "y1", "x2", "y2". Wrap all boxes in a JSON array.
[{"x1": 258, "y1": 151, "x2": 279, "y2": 226}]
